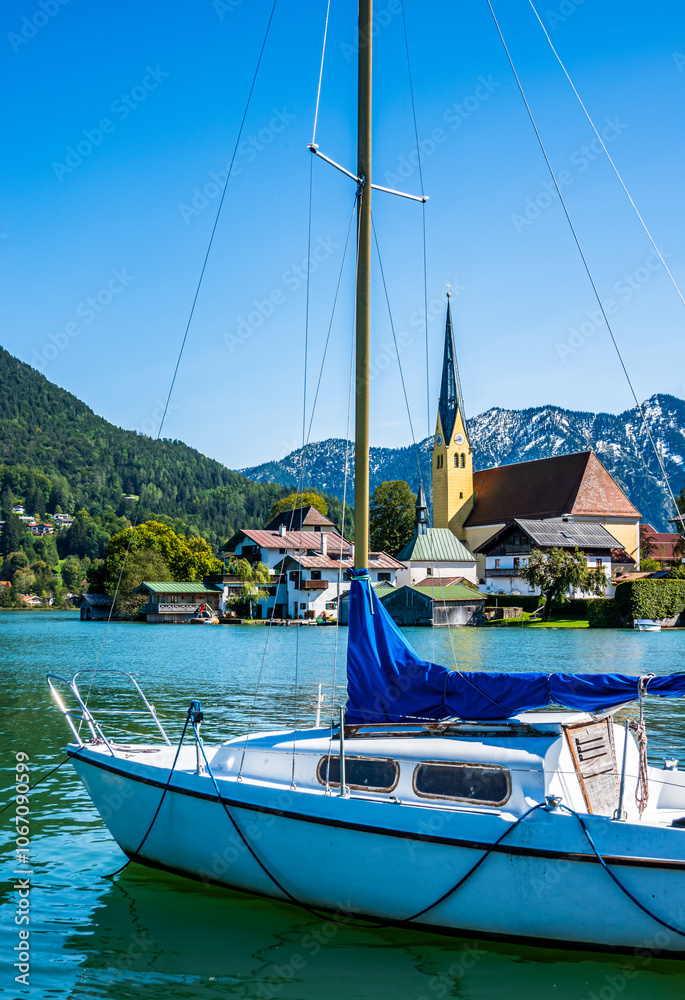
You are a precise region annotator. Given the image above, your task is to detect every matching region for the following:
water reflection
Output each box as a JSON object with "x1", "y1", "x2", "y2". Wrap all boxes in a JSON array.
[
  {"x1": 65, "y1": 868, "x2": 685, "y2": 1000},
  {"x1": 3, "y1": 613, "x2": 685, "y2": 999}
]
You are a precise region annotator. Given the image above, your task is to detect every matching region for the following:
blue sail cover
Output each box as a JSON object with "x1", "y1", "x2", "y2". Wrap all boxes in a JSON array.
[{"x1": 345, "y1": 575, "x2": 685, "y2": 722}]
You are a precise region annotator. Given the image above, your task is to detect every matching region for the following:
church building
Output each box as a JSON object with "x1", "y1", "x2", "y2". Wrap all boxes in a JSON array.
[{"x1": 431, "y1": 296, "x2": 641, "y2": 579}]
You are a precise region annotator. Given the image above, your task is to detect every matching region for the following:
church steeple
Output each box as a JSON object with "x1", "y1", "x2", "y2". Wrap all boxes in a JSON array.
[
  {"x1": 438, "y1": 296, "x2": 465, "y2": 444},
  {"x1": 432, "y1": 293, "x2": 474, "y2": 539},
  {"x1": 415, "y1": 484, "x2": 428, "y2": 536}
]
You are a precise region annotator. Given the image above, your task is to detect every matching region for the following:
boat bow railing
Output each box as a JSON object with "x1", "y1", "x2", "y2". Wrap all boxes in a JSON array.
[{"x1": 47, "y1": 669, "x2": 172, "y2": 754}]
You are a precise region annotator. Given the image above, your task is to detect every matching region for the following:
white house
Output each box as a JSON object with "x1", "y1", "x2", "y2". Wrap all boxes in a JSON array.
[
  {"x1": 275, "y1": 540, "x2": 404, "y2": 619},
  {"x1": 474, "y1": 518, "x2": 620, "y2": 598}
]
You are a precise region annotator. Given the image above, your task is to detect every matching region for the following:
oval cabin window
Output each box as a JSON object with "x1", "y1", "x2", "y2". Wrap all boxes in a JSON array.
[
  {"x1": 317, "y1": 755, "x2": 399, "y2": 792},
  {"x1": 413, "y1": 761, "x2": 510, "y2": 805}
]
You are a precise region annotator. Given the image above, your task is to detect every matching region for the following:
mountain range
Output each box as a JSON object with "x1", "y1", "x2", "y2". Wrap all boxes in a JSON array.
[
  {"x1": 1, "y1": 342, "x2": 682, "y2": 539},
  {"x1": 240, "y1": 394, "x2": 685, "y2": 532}
]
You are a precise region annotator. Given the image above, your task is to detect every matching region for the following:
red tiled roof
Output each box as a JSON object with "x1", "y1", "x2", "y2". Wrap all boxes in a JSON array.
[
  {"x1": 465, "y1": 451, "x2": 639, "y2": 527},
  {"x1": 641, "y1": 525, "x2": 683, "y2": 561},
  {"x1": 280, "y1": 551, "x2": 404, "y2": 571},
  {"x1": 264, "y1": 506, "x2": 335, "y2": 531},
  {"x1": 234, "y1": 528, "x2": 351, "y2": 554},
  {"x1": 610, "y1": 548, "x2": 636, "y2": 565}
]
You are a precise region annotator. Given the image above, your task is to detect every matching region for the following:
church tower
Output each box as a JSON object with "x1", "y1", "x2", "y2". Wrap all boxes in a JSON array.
[{"x1": 432, "y1": 294, "x2": 474, "y2": 539}]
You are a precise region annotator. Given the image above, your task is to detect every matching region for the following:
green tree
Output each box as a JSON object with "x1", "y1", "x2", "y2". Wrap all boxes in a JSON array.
[
  {"x1": 226, "y1": 582, "x2": 269, "y2": 618},
  {"x1": 639, "y1": 525, "x2": 655, "y2": 561},
  {"x1": 61, "y1": 556, "x2": 84, "y2": 592},
  {"x1": 369, "y1": 480, "x2": 416, "y2": 556},
  {"x1": 269, "y1": 491, "x2": 328, "y2": 520},
  {"x1": 109, "y1": 549, "x2": 173, "y2": 618},
  {"x1": 0, "y1": 514, "x2": 25, "y2": 557},
  {"x1": 521, "y1": 547, "x2": 608, "y2": 621},
  {"x1": 640, "y1": 557, "x2": 661, "y2": 572},
  {"x1": 1, "y1": 551, "x2": 29, "y2": 583},
  {"x1": 30, "y1": 560, "x2": 54, "y2": 594},
  {"x1": 100, "y1": 521, "x2": 221, "y2": 595}
]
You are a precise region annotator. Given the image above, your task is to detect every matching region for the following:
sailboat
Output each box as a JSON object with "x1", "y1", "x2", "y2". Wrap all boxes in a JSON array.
[{"x1": 48, "y1": 0, "x2": 685, "y2": 955}]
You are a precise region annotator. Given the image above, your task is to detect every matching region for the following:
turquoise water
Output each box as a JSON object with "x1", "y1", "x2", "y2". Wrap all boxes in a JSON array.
[{"x1": 2, "y1": 611, "x2": 685, "y2": 998}]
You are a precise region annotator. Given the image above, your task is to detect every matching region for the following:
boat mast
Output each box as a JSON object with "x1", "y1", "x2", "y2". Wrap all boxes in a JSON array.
[{"x1": 354, "y1": 0, "x2": 372, "y2": 570}]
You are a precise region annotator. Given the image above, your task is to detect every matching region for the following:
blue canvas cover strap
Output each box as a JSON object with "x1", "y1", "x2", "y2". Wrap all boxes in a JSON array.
[{"x1": 345, "y1": 576, "x2": 685, "y2": 722}]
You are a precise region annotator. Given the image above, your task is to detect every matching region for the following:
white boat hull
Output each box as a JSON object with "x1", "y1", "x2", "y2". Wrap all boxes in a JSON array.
[{"x1": 70, "y1": 742, "x2": 685, "y2": 955}]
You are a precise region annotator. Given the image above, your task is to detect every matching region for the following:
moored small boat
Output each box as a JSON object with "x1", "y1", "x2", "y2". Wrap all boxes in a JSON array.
[{"x1": 634, "y1": 619, "x2": 662, "y2": 632}]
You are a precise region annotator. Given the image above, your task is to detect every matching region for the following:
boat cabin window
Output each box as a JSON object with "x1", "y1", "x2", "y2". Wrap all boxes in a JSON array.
[
  {"x1": 413, "y1": 761, "x2": 510, "y2": 805},
  {"x1": 317, "y1": 755, "x2": 399, "y2": 792}
]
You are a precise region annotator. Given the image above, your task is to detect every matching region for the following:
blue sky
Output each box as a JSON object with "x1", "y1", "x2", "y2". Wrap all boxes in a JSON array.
[{"x1": 2, "y1": 0, "x2": 685, "y2": 469}]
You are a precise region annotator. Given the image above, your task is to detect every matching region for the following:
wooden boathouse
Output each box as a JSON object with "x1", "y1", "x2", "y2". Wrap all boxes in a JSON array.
[{"x1": 380, "y1": 583, "x2": 486, "y2": 627}]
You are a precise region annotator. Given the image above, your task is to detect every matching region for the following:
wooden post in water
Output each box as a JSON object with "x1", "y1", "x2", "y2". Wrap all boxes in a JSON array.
[{"x1": 354, "y1": 0, "x2": 372, "y2": 570}]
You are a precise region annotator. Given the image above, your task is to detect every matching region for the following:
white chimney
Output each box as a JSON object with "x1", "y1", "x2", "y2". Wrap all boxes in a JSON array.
[
  {"x1": 279, "y1": 523, "x2": 287, "y2": 537},
  {"x1": 321, "y1": 532, "x2": 328, "y2": 555}
]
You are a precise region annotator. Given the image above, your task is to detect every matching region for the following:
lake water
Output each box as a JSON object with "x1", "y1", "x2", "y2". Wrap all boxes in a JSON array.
[{"x1": 2, "y1": 611, "x2": 685, "y2": 999}]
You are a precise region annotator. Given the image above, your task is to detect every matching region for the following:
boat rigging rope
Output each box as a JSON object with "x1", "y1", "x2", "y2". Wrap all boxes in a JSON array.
[
  {"x1": 311, "y1": 0, "x2": 331, "y2": 146},
  {"x1": 103, "y1": 707, "x2": 194, "y2": 878},
  {"x1": 632, "y1": 674, "x2": 654, "y2": 816},
  {"x1": 399, "y1": 0, "x2": 431, "y2": 439},
  {"x1": 485, "y1": 0, "x2": 682, "y2": 522},
  {"x1": 89, "y1": 707, "x2": 685, "y2": 941},
  {"x1": 560, "y1": 803, "x2": 685, "y2": 939},
  {"x1": 80, "y1": 0, "x2": 279, "y2": 715},
  {"x1": 527, "y1": 0, "x2": 685, "y2": 313}
]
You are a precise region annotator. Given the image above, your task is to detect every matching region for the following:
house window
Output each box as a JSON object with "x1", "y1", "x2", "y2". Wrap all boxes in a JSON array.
[
  {"x1": 378, "y1": 572, "x2": 391, "y2": 581},
  {"x1": 494, "y1": 559, "x2": 500, "y2": 570},
  {"x1": 459, "y1": 492, "x2": 463, "y2": 499},
  {"x1": 311, "y1": 570, "x2": 322, "y2": 581},
  {"x1": 426, "y1": 567, "x2": 433, "y2": 576},
  {"x1": 279, "y1": 548, "x2": 285, "y2": 554},
  {"x1": 513, "y1": 558, "x2": 519, "y2": 571},
  {"x1": 413, "y1": 761, "x2": 511, "y2": 805},
  {"x1": 460, "y1": 453, "x2": 465, "y2": 468},
  {"x1": 454, "y1": 453, "x2": 459, "y2": 468},
  {"x1": 314, "y1": 526, "x2": 321, "y2": 532},
  {"x1": 596, "y1": 558, "x2": 602, "y2": 569},
  {"x1": 289, "y1": 571, "x2": 298, "y2": 581},
  {"x1": 300, "y1": 602, "x2": 307, "y2": 610}
]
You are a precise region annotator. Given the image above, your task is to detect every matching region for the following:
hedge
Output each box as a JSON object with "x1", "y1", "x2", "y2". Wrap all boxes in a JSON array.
[
  {"x1": 614, "y1": 579, "x2": 685, "y2": 622},
  {"x1": 588, "y1": 599, "x2": 625, "y2": 629},
  {"x1": 485, "y1": 596, "x2": 588, "y2": 618},
  {"x1": 589, "y1": 580, "x2": 685, "y2": 627}
]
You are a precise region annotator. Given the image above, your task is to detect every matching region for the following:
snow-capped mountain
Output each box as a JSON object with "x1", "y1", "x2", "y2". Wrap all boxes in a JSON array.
[{"x1": 239, "y1": 394, "x2": 685, "y2": 531}]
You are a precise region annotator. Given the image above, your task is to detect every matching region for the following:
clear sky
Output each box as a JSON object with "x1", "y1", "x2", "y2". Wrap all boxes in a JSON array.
[{"x1": 2, "y1": 0, "x2": 685, "y2": 469}]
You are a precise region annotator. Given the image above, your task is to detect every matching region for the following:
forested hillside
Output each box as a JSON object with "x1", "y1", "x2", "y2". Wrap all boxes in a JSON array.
[{"x1": 0, "y1": 346, "x2": 346, "y2": 549}]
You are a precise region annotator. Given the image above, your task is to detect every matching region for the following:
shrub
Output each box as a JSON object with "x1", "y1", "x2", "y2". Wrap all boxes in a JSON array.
[
  {"x1": 588, "y1": 599, "x2": 626, "y2": 628},
  {"x1": 614, "y1": 579, "x2": 685, "y2": 623}
]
